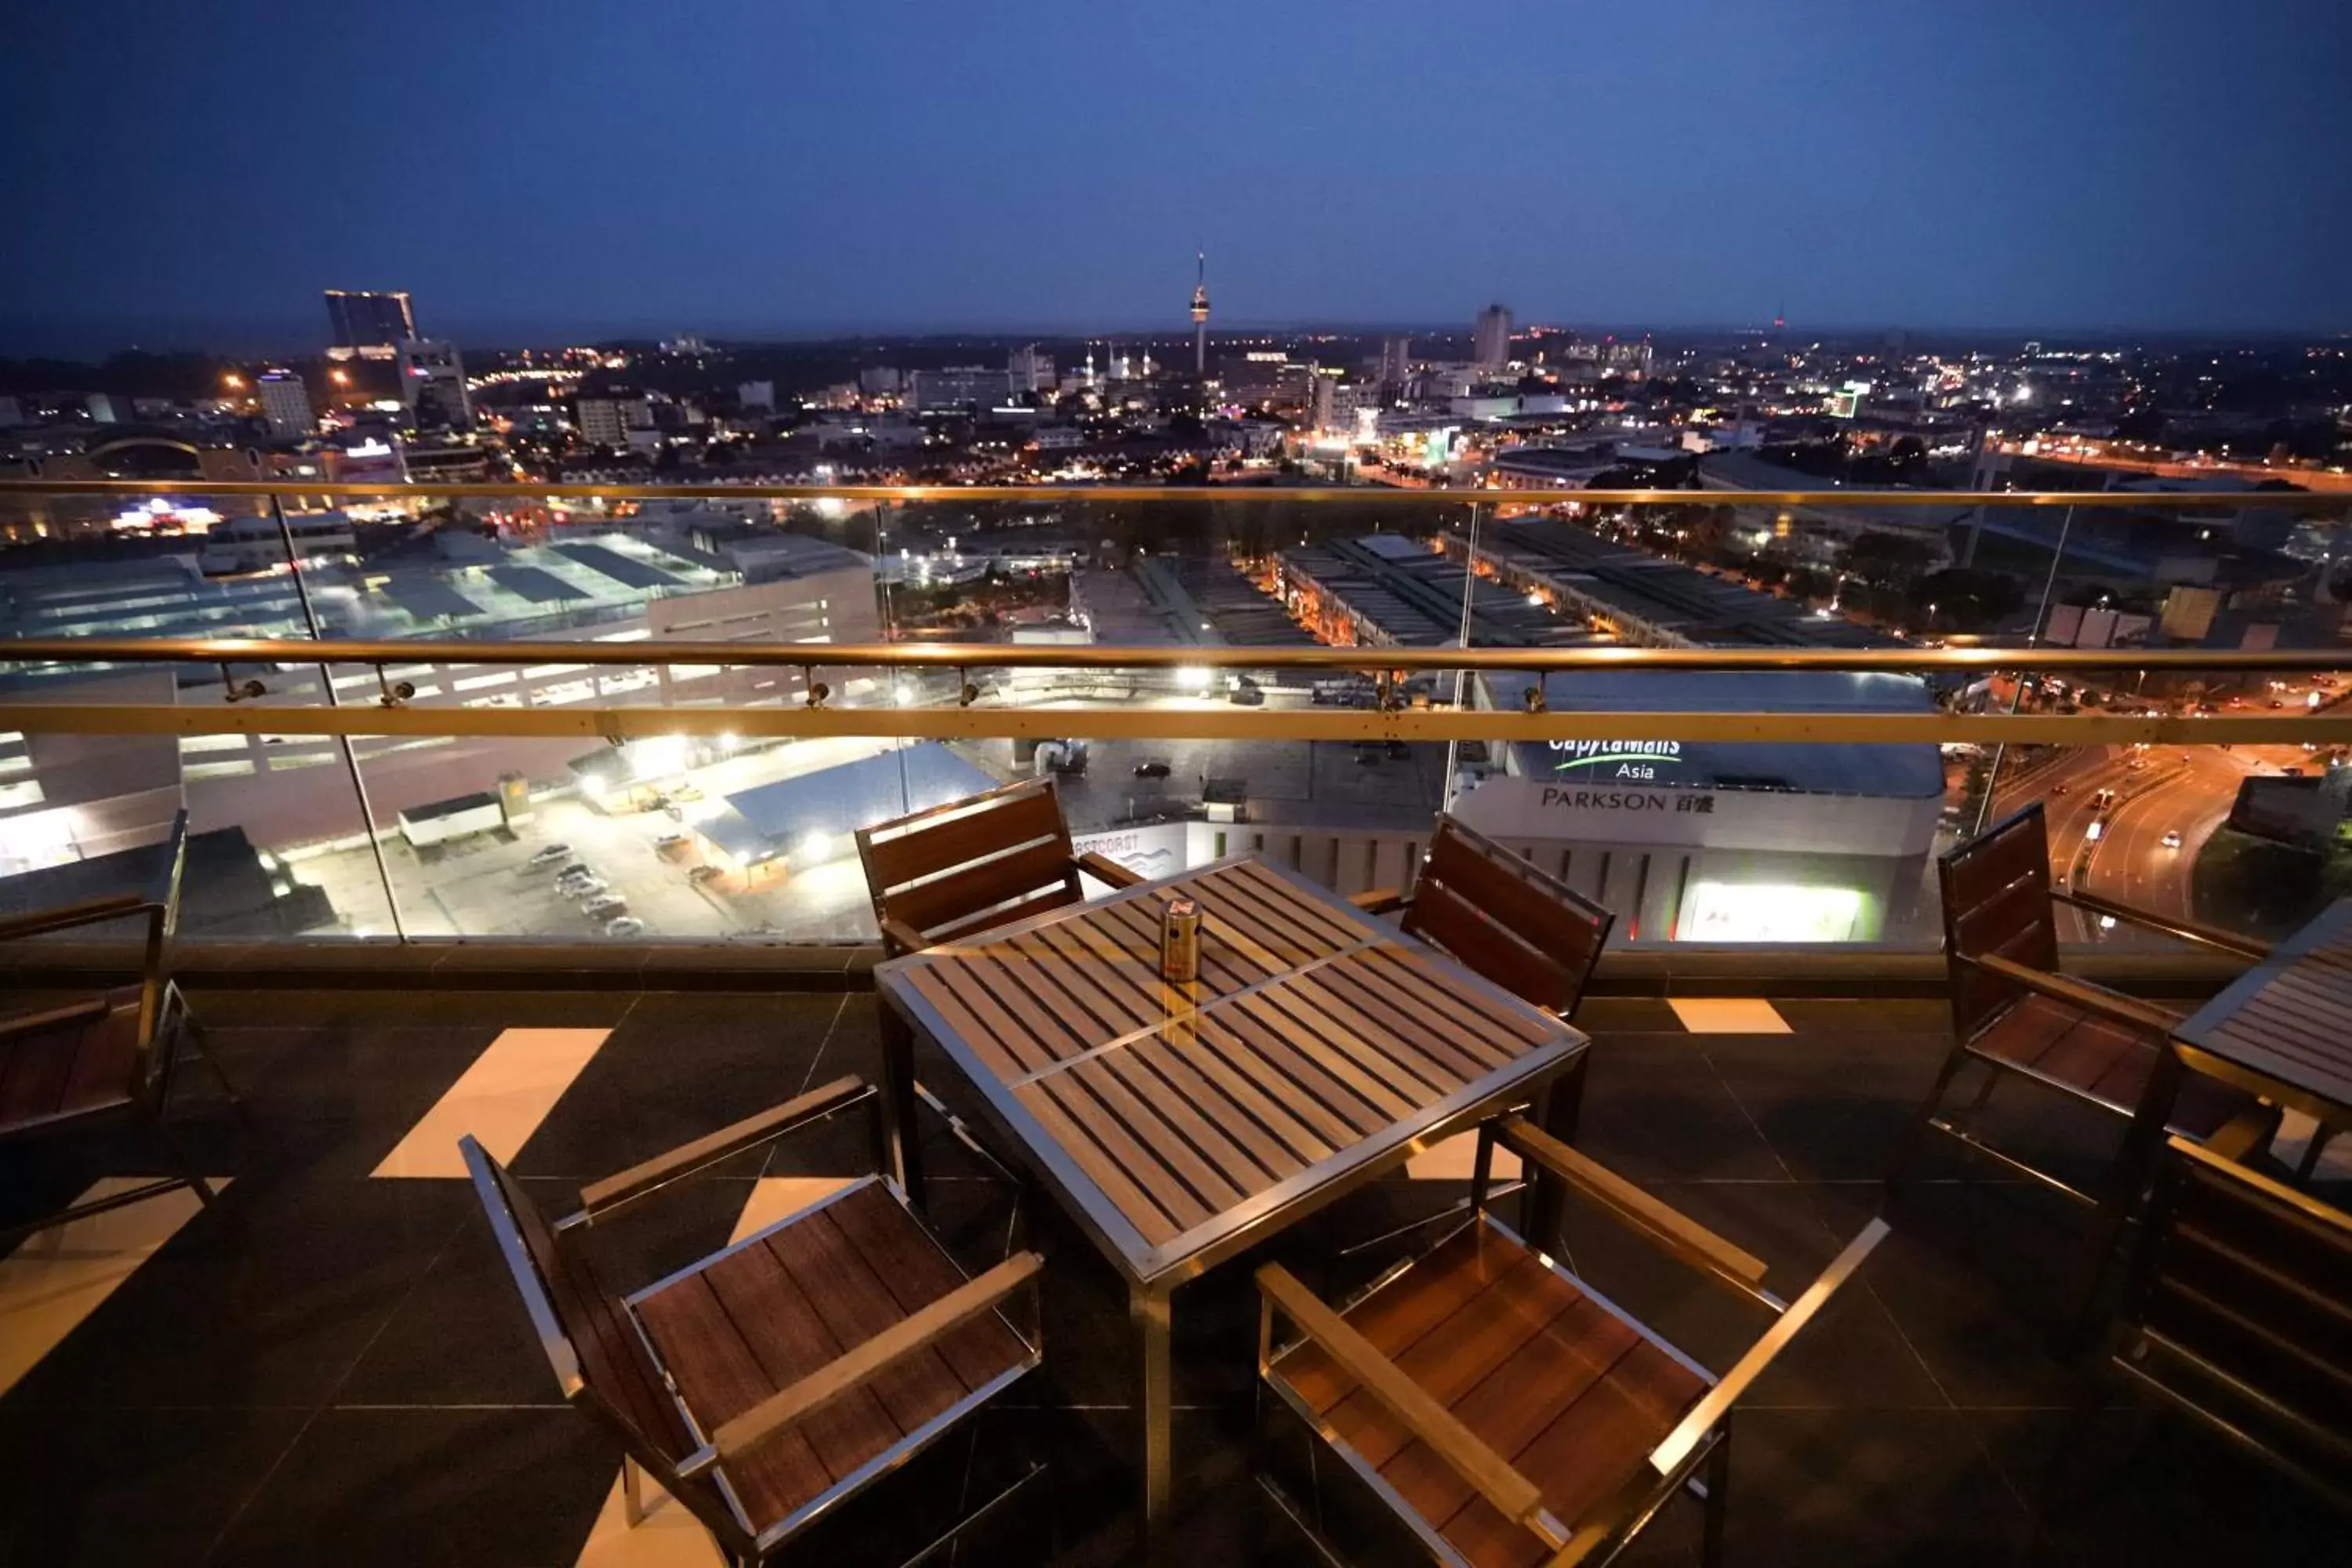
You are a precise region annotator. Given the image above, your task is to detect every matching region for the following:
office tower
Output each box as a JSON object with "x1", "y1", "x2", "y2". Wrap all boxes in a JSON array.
[
  {"x1": 1379, "y1": 336, "x2": 1412, "y2": 387},
  {"x1": 906, "y1": 366, "x2": 1014, "y2": 412},
  {"x1": 1008, "y1": 344, "x2": 1055, "y2": 394},
  {"x1": 324, "y1": 290, "x2": 418, "y2": 359},
  {"x1": 737, "y1": 380, "x2": 776, "y2": 412},
  {"x1": 1473, "y1": 304, "x2": 1513, "y2": 371},
  {"x1": 1189, "y1": 252, "x2": 1210, "y2": 376},
  {"x1": 257, "y1": 370, "x2": 314, "y2": 439},
  {"x1": 396, "y1": 339, "x2": 471, "y2": 427},
  {"x1": 575, "y1": 397, "x2": 629, "y2": 448}
]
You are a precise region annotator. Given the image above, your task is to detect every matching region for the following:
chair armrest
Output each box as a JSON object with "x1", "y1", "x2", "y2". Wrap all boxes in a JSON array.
[
  {"x1": 2052, "y1": 888, "x2": 2270, "y2": 961},
  {"x1": 2166, "y1": 1134, "x2": 2352, "y2": 1239},
  {"x1": 0, "y1": 893, "x2": 151, "y2": 944},
  {"x1": 1350, "y1": 887, "x2": 1407, "y2": 916},
  {"x1": 0, "y1": 998, "x2": 113, "y2": 1038},
  {"x1": 878, "y1": 916, "x2": 932, "y2": 956},
  {"x1": 1648, "y1": 1218, "x2": 1889, "y2": 1478},
  {"x1": 1497, "y1": 1116, "x2": 1772, "y2": 1297},
  {"x1": 1967, "y1": 953, "x2": 2185, "y2": 1036},
  {"x1": 575, "y1": 1076, "x2": 873, "y2": 1218},
  {"x1": 1258, "y1": 1263, "x2": 1555, "y2": 1541},
  {"x1": 711, "y1": 1250, "x2": 1043, "y2": 1461},
  {"x1": 1073, "y1": 851, "x2": 1146, "y2": 891}
]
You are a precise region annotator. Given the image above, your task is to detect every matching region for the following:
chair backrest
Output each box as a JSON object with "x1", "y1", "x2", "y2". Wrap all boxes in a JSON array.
[
  {"x1": 855, "y1": 778, "x2": 1083, "y2": 952},
  {"x1": 462, "y1": 1136, "x2": 740, "y2": 1541},
  {"x1": 2119, "y1": 1138, "x2": 2352, "y2": 1504},
  {"x1": 1402, "y1": 816, "x2": 1614, "y2": 1018},
  {"x1": 1938, "y1": 803, "x2": 2060, "y2": 1040}
]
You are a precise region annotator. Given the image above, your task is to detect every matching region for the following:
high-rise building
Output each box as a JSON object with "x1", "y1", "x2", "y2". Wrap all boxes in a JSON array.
[
  {"x1": 575, "y1": 396, "x2": 652, "y2": 448},
  {"x1": 1379, "y1": 337, "x2": 1413, "y2": 387},
  {"x1": 257, "y1": 370, "x2": 314, "y2": 439},
  {"x1": 396, "y1": 339, "x2": 471, "y2": 428},
  {"x1": 737, "y1": 380, "x2": 775, "y2": 412},
  {"x1": 1473, "y1": 304, "x2": 1514, "y2": 371},
  {"x1": 1008, "y1": 345, "x2": 1055, "y2": 394},
  {"x1": 324, "y1": 290, "x2": 418, "y2": 360},
  {"x1": 906, "y1": 366, "x2": 1014, "y2": 412}
]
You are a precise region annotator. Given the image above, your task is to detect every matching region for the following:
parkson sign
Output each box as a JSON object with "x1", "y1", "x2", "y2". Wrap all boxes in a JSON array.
[{"x1": 1547, "y1": 738, "x2": 1683, "y2": 782}]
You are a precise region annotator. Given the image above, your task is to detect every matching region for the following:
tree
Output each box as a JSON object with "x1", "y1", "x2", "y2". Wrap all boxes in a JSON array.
[
  {"x1": 1843, "y1": 530, "x2": 1938, "y2": 589},
  {"x1": 1907, "y1": 568, "x2": 2024, "y2": 633}
]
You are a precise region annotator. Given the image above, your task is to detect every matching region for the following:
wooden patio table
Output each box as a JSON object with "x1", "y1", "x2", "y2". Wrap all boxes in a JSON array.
[{"x1": 873, "y1": 853, "x2": 1590, "y2": 1536}]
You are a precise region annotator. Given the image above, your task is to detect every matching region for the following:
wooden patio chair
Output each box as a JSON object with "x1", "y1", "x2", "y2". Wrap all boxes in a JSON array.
[
  {"x1": 854, "y1": 775, "x2": 1144, "y2": 958},
  {"x1": 1351, "y1": 815, "x2": 1615, "y2": 1033},
  {"x1": 1889, "y1": 801, "x2": 2277, "y2": 1205},
  {"x1": 1255, "y1": 1113, "x2": 1888, "y2": 1567},
  {"x1": 464, "y1": 1074, "x2": 1047, "y2": 1568},
  {"x1": 855, "y1": 777, "x2": 1145, "y2": 1192},
  {"x1": 1341, "y1": 816, "x2": 1617, "y2": 1254},
  {"x1": 0, "y1": 811, "x2": 241, "y2": 1245},
  {"x1": 2105, "y1": 1136, "x2": 2352, "y2": 1509}
]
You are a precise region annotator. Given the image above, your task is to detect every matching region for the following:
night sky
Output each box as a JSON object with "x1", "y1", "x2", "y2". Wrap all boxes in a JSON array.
[{"x1": 4, "y1": 2, "x2": 2348, "y2": 354}]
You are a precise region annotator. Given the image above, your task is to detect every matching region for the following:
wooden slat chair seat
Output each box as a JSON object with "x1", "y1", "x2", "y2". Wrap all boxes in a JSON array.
[
  {"x1": 1354, "y1": 816, "x2": 1613, "y2": 1022},
  {"x1": 465, "y1": 1076, "x2": 1044, "y2": 1567},
  {"x1": 0, "y1": 811, "x2": 241, "y2": 1246},
  {"x1": 1893, "y1": 802, "x2": 2276, "y2": 1208},
  {"x1": 1974, "y1": 994, "x2": 2256, "y2": 1140},
  {"x1": 1258, "y1": 1116, "x2": 1887, "y2": 1568},
  {"x1": 2113, "y1": 1138, "x2": 2352, "y2": 1508},
  {"x1": 855, "y1": 776, "x2": 1144, "y2": 957},
  {"x1": 632, "y1": 1180, "x2": 1035, "y2": 1529}
]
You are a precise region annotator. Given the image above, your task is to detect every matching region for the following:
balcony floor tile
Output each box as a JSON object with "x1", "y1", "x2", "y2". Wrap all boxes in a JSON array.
[{"x1": 0, "y1": 982, "x2": 2340, "y2": 1567}]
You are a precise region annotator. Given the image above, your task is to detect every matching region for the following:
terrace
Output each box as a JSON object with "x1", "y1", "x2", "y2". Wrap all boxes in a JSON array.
[{"x1": 3, "y1": 479, "x2": 2350, "y2": 1566}]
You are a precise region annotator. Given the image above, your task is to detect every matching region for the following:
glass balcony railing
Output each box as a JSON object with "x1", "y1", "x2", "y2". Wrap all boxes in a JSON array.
[{"x1": 1, "y1": 477, "x2": 2348, "y2": 952}]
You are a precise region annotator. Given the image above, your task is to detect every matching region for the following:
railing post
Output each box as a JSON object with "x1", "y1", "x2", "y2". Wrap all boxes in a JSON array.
[{"x1": 270, "y1": 492, "x2": 409, "y2": 942}]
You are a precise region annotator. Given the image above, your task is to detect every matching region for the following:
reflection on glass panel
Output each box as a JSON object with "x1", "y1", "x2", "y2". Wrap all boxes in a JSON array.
[{"x1": 0, "y1": 654, "x2": 401, "y2": 939}]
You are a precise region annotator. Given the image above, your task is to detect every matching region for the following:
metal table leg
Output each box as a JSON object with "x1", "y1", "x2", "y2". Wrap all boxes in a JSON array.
[
  {"x1": 2066, "y1": 1041, "x2": 2182, "y2": 1342},
  {"x1": 1521, "y1": 1067, "x2": 1582, "y2": 1252},
  {"x1": 877, "y1": 1004, "x2": 927, "y2": 1207},
  {"x1": 1131, "y1": 1283, "x2": 1173, "y2": 1546}
]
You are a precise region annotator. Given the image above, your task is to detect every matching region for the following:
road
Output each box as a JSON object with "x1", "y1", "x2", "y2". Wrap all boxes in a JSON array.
[{"x1": 1988, "y1": 739, "x2": 2311, "y2": 941}]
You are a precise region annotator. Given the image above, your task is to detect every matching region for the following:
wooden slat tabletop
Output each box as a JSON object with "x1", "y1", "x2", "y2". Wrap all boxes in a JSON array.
[
  {"x1": 2175, "y1": 898, "x2": 2352, "y2": 1114},
  {"x1": 880, "y1": 855, "x2": 1584, "y2": 1276}
]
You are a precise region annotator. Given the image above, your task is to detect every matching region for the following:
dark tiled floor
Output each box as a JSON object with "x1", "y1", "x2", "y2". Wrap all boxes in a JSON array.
[{"x1": 0, "y1": 985, "x2": 2342, "y2": 1567}]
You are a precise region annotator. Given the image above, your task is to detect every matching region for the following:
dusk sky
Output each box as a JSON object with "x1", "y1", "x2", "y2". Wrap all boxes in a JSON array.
[{"x1": 5, "y1": 2, "x2": 2348, "y2": 354}]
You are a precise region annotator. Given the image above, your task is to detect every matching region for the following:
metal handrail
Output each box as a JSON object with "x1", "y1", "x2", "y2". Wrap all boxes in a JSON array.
[
  {"x1": 2, "y1": 477, "x2": 2347, "y2": 509},
  {"x1": 3, "y1": 635, "x2": 2350, "y2": 675}
]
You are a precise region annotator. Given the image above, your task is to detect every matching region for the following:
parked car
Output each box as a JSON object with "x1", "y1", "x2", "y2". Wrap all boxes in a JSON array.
[
  {"x1": 582, "y1": 895, "x2": 629, "y2": 920},
  {"x1": 601, "y1": 916, "x2": 645, "y2": 938},
  {"x1": 1132, "y1": 760, "x2": 1172, "y2": 779},
  {"x1": 551, "y1": 861, "x2": 592, "y2": 882},
  {"x1": 558, "y1": 876, "x2": 608, "y2": 900},
  {"x1": 687, "y1": 865, "x2": 724, "y2": 885},
  {"x1": 1385, "y1": 740, "x2": 1412, "y2": 760},
  {"x1": 655, "y1": 832, "x2": 690, "y2": 851},
  {"x1": 526, "y1": 844, "x2": 573, "y2": 868}
]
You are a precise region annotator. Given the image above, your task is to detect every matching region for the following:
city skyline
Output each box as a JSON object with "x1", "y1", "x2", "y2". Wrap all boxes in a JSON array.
[{"x1": 5, "y1": 2, "x2": 2350, "y2": 357}]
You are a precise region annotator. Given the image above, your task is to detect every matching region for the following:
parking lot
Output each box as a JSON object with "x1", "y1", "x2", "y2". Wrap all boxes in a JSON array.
[{"x1": 287, "y1": 737, "x2": 949, "y2": 942}]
